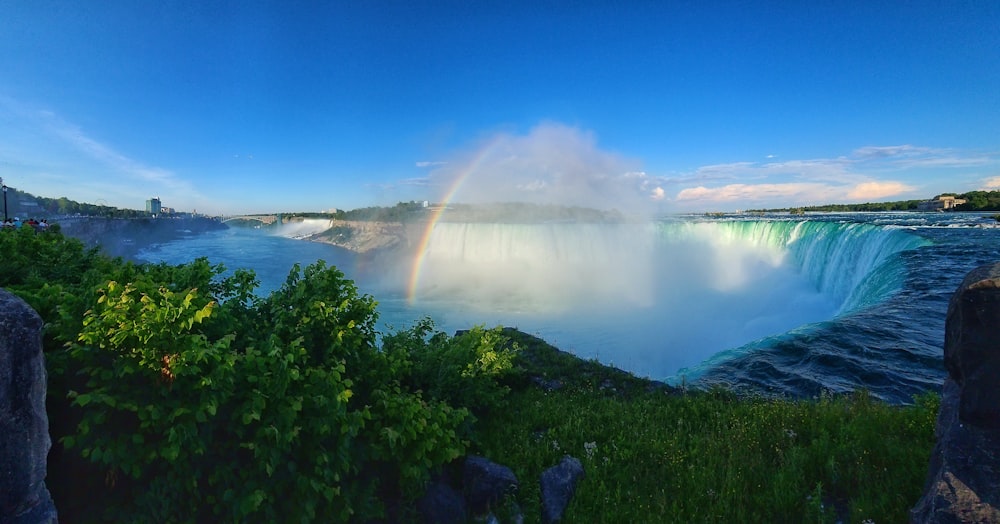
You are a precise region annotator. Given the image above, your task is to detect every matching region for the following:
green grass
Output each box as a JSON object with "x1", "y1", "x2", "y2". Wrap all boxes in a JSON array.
[{"x1": 471, "y1": 330, "x2": 939, "y2": 523}]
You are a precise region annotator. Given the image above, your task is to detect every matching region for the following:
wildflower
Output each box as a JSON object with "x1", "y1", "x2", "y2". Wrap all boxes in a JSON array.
[
  {"x1": 584, "y1": 441, "x2": 597, "y2": 459},
  {"x1": 784, "y1": 428, "x2": 797, "y2": 439},
  {"x1": 551, "y1": 440, "x2": 560, "y2": 451}
]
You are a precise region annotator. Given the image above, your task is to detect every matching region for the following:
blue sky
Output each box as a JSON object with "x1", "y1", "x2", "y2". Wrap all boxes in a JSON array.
[{"x1": 1, "y1": 1, "x2": 998, "y2": 215}]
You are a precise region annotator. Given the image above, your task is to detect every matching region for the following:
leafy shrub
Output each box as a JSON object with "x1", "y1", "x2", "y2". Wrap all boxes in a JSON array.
[
  {"x1": 384, "y1": 320, "x2": 521, "y2": 414},
  {"x1": 60, "y1": 260, "x2": 510, "y2": 522}
]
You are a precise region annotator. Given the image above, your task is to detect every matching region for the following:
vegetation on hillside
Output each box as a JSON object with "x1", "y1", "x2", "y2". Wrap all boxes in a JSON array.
[
  {"x1": 1, "y1": 226, "x2": 940, "y2": 522},
  {"x1": 748, "y1": 190, "x2": 1000, "y2": 213},
  {"x1": 3, "y1": 187, "x2": 154, "y2": 218}
]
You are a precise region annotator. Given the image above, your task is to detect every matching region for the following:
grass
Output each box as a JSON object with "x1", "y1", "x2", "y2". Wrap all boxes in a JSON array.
[{"x1": 470, "y1": 330, "x2": 940, "y2": 523}]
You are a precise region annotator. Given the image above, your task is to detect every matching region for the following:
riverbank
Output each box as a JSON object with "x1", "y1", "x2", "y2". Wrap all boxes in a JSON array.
[
  {"x1": 56, "y1": 216, "x2": 228, "y2": 261},
  {"x1": 477, "y1": 328, "x2": 939, "y2": 522}
]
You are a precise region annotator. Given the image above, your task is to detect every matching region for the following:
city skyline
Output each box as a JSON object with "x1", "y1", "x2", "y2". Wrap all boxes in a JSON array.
[{"x1": 1, "y1": 2, "x2": 998, "y2": 215}]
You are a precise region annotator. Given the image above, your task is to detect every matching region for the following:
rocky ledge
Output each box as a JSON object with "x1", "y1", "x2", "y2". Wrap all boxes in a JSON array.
[
  {"x1": 56, "y1": 216, "x2": 228, "y2": 260},
  {"x1": 911, "y1": 261, "x2": 1000, "y2": 523},
  {"x1": 303, "y1": 219, "x2": 422, "y2": 254}
]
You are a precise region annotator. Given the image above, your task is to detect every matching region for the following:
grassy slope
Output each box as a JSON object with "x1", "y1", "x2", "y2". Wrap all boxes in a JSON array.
[{"x1": 473, "y1": 330, "x2": 939, "y2": 523}]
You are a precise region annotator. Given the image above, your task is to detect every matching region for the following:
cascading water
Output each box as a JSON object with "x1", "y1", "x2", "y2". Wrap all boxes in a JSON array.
[
  {"x1": 414, "y1": 222, "x2": 657, "y2": 310},
  {"x1": 137, "y1": 212, "x2": 997, "y2": 401},
  {"x1": 662, "y1": 219, "x2": 933, "y2": 314},
  {"x1": 409, "y1": 217, "x2": 929, "y2": 379}
]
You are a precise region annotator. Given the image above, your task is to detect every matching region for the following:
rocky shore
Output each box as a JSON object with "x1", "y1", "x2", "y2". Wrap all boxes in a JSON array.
[
  {"x1": 301, "y1": 219, "x2": 423, "y2": 254},
  {"x1": 55, "y1": 216, "x2": 228, "y2": 261}
]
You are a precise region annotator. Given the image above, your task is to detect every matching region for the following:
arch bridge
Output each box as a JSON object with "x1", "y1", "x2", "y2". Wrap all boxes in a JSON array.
[{"x1": 220, "y1": 214, "x2": 279, "y2": 225}]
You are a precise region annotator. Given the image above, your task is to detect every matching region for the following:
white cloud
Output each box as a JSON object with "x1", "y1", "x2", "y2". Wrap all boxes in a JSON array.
[
  {"x1": 668, "y1": 143, "x2": 999, "y2": 210},
  {"x1": 416, "y1": 161, "x2": 448, "y2": 168},
  {"x1": 853, "y1": 145, "x2": 930, "y2": 159},
  {"x1": 422, "y1": 122, "x2": 652, "y2": 211},
  {"x1": 846, "y1": 181, "x2": 914, "y2": 200},
  {"x1": 982, "y1": 176, "x2": 1000, "y2": 190},
  {"x1": 517, "y1": 180, "x2": 549, "y2": 192},
  {"x1": 650, "y1": 187, "x2": 665, "y2": 200},
  {"x1": 676, "y1": 183, "x2": 839, "y2": 203},
  {"x1": 0, "y1": 95, "x2": 213, "y2": 211}
]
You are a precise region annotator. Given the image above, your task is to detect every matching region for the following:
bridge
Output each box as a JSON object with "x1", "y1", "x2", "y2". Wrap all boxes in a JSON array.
[{"x1": 220, "y1": 214, "x2": 280, "y2": 225}]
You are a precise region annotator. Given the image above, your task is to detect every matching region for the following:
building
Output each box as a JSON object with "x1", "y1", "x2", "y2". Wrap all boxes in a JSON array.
[
  {"x1": 917, "y1": 195, "x2": 967, "y2": 211},
  {"x1": 146, "y1": 197, "x2": 162, "y2": 215}
]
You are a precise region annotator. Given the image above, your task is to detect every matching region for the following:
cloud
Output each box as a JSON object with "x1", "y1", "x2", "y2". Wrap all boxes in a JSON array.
[
  {"x1": 982, "y1": 176, "x2": 1000, "y2": 190},
  {"x1": 853, "y1": 145, "x2": 930, "y2": 159},
  {"x1": 676, "y1": 183, "x2": 840, "y2": 203},
  {"x1": 422, "y1": 122, "x2": 651, "y2": 211},
  {"x1": 0, "y1": 95, "x2": 212, "y2": 210},
  {"x1": 400, "y1": 122, "x2": 999, "y2": 213},
  {"x1": 416, "y1": 161, "x2": 448, "y2": 167},
  {"x1": 668, "y1": 143, "x2": 999, "y2": 209},
  {"x1": 846, "y1": 181, "x2": 914, "y2": 200}
]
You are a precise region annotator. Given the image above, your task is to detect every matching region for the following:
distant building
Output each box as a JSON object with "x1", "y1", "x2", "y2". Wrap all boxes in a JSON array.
[
  {"x1": 146, "y1": 197, "x2": 162, "y2": 215},
  {"x1": 918, "y1": 195, "x2": 966, "y2": 211}
]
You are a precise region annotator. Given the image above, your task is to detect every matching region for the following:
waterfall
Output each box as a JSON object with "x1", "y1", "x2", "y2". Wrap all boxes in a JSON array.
[{"x1": 414, "y1": 218, "x2": 928, "y2": 317}]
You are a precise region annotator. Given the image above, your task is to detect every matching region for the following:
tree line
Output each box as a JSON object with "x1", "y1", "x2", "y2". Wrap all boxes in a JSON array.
[{"x1": 748, "y1": 190, "x2": 1000, "y2": 213}]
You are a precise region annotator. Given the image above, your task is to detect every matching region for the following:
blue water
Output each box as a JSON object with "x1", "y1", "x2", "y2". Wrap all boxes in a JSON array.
[{"x1": 136, "y1": 212, "x2": 1000, "y2": 404}]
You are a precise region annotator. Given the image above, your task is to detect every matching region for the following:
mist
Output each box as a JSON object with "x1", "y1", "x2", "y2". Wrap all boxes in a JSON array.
[{"x1": 424, "y1": 123, "x2": 665, "y2": 215}]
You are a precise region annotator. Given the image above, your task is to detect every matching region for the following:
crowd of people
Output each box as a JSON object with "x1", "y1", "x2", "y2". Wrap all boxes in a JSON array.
[{"x1": 2, "y1": 217, "x2": 50, "y2": 229}]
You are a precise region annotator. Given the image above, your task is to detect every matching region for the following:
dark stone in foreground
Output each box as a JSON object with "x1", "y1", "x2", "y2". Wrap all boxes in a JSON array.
[
  {"x1": 417, "y1": 481, "x2": 466, "y2": 524},
  {"x1": 540, "y1": 455, "x2": 585, "y2": 524},
  {"x1": 0, "y1": 290, "x2": 58, "y2": 523},
  {"x1": 464, "y1": 455, "x2": 518, "y2": 516},
  {"x1": 912, "y1": 262, "x2": 1000, "y2": 523},
  {"x1": 943, "y1": 263, "x2": 1000, "y2": 429}
]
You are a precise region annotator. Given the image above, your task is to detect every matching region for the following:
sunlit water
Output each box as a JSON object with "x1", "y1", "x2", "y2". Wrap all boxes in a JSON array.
[{"x1": 137, "y1": 212, "x2": 1000, "y2": 403}]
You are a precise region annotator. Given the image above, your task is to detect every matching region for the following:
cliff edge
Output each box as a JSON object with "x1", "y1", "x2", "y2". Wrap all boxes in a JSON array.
[{"x1": 912, "y1": 262, "x2": 1000, "y2": 523}]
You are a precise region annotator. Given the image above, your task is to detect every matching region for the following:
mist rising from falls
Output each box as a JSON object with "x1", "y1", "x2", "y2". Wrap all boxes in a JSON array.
[
  {"x1": 415, "y1": 222, "x2": 656, "y2": 310},
  {"x1": 273, "y1": 219, "x2": 334, "y2": 239},
  {"x1": 406, "y1": 218, "x2": 928, "y2": 379}
]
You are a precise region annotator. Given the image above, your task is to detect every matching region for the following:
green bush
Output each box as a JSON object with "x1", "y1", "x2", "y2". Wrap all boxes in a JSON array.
[
  {"x1": 59, "y1": 260, "x2": 504, "y2": 522},
  {"x1": 384, "y1": 319, "x2": 521, "y2": 414}
]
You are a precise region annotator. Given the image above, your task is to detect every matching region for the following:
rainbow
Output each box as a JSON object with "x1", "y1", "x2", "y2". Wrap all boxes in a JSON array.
[{"x1": 406, "y1": 138, "x2": 503, "y2": 304}]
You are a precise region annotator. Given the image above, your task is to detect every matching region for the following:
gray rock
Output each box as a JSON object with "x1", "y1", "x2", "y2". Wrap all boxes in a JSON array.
[
  {"x1": 912, "y1": 262, "x2": 1000, "y2": 522},
  {"x1": 464, "y1": 455, "x2": 518, "y2": 516},
  {"x1": 540, "y1": 455, "x2": 584, "y2": 524},
  {"x1": 911, "y1": 379, "x2": 1000, "y2": 522},
  {"x1": 0, "y1": 290, "x2": 58, "y2": 523},
  {"x1": 943, "y1": 262, "x2": 1000, "y2": 428},
  {"x1": 417, "y1": 480, "x2": 467, "y2": 524}
]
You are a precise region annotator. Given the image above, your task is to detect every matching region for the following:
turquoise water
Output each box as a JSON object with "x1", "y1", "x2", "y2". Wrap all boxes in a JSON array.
[{"x1": 137, "y1": 212, "x2": 1000, "y2": 403}]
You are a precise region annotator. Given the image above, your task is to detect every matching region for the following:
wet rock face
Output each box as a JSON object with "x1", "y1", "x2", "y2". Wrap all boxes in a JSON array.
[
  {"x1": 540, "y1": 455, "x2": 584, "y2": 524},
  {"x1": 0, "y1": 290, "x2": 58, "y2": 523},
  {"x1": 943, "y1": 262, "x2": 1000, "y2": 428},
  {"x1": 912, "y1": 262, "x2": 1000, "y2": 523}
]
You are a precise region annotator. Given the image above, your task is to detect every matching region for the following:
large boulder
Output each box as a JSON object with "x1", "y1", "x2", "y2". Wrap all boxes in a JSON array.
[
  {"x1": 463, "y1": 455, "x2": 519, "y2": 516},
  {"x1": 540, "y1": 455, "x2": 585, "y2": 524},
  {"x1": 912, "y1": 262, "x2": 1000, "y2": 522},
  {"x1": 943, "y1": 263, "x2": 1000, "y2": 428},
  {"x1": 0, "y1": 290, "x2": 58, "y2": 523}
]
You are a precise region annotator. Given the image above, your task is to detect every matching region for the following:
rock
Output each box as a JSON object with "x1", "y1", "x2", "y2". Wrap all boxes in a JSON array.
[
  {"x1": 417, "y1": 481, "x2": 467, "y2": 524},
  {"x1": 540, "y1": 455, "x2": 585, "y2": 523},
  {"x1": 0, "y1": 290, "x2": 58, "y2": 523},
  {"x1": 464, "y1": 455, "x2": 518, "y2": 516},
  {"x1": 912, "y1": 262, "x2": 1000, "y2": 522},
  {"x1": 943, "y1": 262, "x2": 1000, "y2": 428},
  {"x1": 911, "y1": 379, "x2": 1000, "y2": 522},
  {"x1": 530, "y1": 376, "x2": 563, "y2": 392}
]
